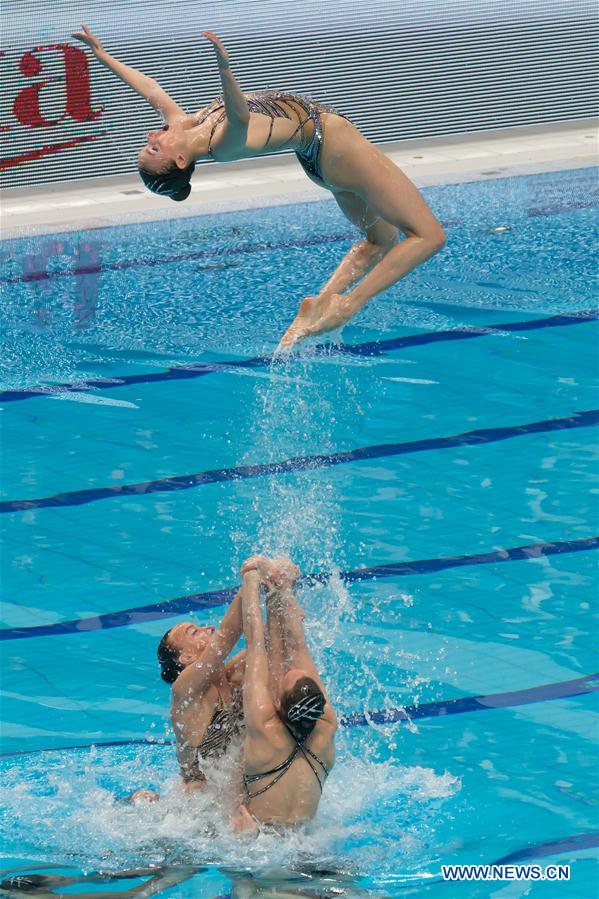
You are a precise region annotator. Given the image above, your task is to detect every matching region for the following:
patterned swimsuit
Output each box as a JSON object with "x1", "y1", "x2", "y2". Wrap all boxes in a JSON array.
[
  {"x1": 177, "y1": 687, "x2": 243, "y2": 784},
  {"x1": 197, "y1": 91, "x2": 352, "y2": 184}
]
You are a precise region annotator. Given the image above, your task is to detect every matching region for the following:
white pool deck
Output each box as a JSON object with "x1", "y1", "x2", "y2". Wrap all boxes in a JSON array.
[{"x1": 0, "y1": 118, "x2": 596, "y2": 238}]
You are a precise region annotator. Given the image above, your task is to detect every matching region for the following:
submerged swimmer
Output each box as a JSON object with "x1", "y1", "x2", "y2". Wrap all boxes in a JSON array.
[
  {"x1": 0, "y1": 866, "x2": 372, "y2": 898},
  {"x1": 72, "y1": 25, "x2": 446, "y2": 347},
  {"x1": 232, "y1": 555, "x2": 337, "y2": 832},
  {"x1": 157, "y1": 591, "x2": 247, "y2": 790},
  {"x1": 0, "y1": 866, "x2": 198, "y2": 898}
]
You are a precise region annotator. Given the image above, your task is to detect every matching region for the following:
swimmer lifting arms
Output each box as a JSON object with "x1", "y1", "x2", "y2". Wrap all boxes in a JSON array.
[
  {"x1": 155, "y1": 554, "x2": 335, "y2": 831},
  {"x1": 72, "y1": 25, "x2": 446, "y2": 347},
  {"x1": 157, "y1": 590, "x2": 247, "y2": 789},
  {"x1": 232, "y1": 556, "x2": 337, "y2": 831}
]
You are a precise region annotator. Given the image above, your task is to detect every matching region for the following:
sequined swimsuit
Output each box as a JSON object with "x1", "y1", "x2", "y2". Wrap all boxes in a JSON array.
[
  {"x1": 197, "y1": 91, "x2": 352, "y2": 185},
  {"x1": 177, "y1": 687, "x2": 243, "y2": 784}
]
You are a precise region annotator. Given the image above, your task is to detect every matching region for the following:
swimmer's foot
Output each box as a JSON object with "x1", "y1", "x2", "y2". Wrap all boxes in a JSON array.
[
  {"x1": 231, "y1": 803, "x2": 260, "y2": 836},
  {"x1": 278, "y1": 293, "x2": 354, "y2": 349},
  {"x1": 279, "y1": 296, "x2": 320, "y2": 349}
]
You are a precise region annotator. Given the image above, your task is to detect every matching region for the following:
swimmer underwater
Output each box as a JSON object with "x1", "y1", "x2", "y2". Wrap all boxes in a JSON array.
[{"x1": 72, "y1": 25, "x2": 446, "y2": 347}]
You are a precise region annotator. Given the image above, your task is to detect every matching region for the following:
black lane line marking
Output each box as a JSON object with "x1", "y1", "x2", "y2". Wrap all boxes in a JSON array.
[
  {"x1": 1, "y1": 673, "x2": 596, "y2": 757},
  {"x1": 1, "y1": 535, "x2": 596, "y2": 641},
  {"x1": 2, "y1": 409, "x2": 596, "y2": 514},
  {"x1": 1, "y1": 230, "x2": 357, "y2": 285},
  {"x1": 0, "y1": 309, "x2": 596, "y2": 404},
  {"x1": 494, "y1": 830, "x2": 599, "y2": 863}
]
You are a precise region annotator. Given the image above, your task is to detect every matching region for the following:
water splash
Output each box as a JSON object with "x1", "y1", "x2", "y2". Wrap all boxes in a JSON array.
[{"x1": 0, "y1": 743, "x2": 459, "y2": 889}]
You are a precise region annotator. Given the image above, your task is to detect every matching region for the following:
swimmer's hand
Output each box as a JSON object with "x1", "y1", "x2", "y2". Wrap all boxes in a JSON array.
[
  {"x1": 202, "y1": 31, "x2": 230, "y2": 68},
  {"x1": 279, "y1": 292, "x2": 355, "y2": 348},
  {"x1": 72, "y1": 23, "x2": 104, "y2": 56},
  {"x1": 241, "y1": 555, "x2": 300, "y2": 592},
  {"x1": 231, "y1": 803, "x2": 259, "y2": 836}
]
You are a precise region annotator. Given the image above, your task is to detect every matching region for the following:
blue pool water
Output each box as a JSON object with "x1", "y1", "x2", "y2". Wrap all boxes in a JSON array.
[{"x1": 0, "y1": 167, "x2": 598, "y2": 897}]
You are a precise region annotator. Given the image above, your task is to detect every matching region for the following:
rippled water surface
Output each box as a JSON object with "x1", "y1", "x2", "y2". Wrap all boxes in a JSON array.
[{"x1": 1, "y1": 167, "x2": 598, "y2": 897}]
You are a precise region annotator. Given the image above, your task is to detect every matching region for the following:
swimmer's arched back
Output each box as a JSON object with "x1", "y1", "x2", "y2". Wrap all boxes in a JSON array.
[{"x1": 72, "y1": 24, "x2": 446, "y2": 348}]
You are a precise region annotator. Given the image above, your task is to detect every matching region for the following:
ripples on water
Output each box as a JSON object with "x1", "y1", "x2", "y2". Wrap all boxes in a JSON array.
[
  {"x1": 5, "y1": 169, "x2": 592, "y2": 892},
  {"x1": 0, "y1": 169, "x2": 595, "y2": 389},
  {"x1": 1, "y1": 744, "x2": 460, "y2": 893},
  {"x1": 1, "y1": 349, "x2": 462, "y2": 894}
]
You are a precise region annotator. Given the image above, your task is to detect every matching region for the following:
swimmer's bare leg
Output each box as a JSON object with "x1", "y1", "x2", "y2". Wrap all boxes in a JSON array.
[
  {"x1": 279, "y1": 172, "x2": 446, "y2": 347},
  {"x1": 279, "y1": 194, "x2": 398, "y2": 348}
]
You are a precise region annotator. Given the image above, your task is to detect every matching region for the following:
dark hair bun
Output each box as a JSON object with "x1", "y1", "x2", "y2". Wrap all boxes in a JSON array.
[
  {"x1": 171, "y1": 183, "x2": 192, "y2": 202},
  {"x1": 157, "y1": 628, "x2": 184, "y2": 684},
  {"x1": 138, "y1": 161, "x2": 195, "y2": 202},
  {"x1": 281, "y1": 676, "x2": 326, "y2": 739}
]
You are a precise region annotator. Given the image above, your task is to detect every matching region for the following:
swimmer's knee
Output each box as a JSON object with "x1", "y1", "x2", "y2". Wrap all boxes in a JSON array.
[
  {"x1": 365, "y1": 219, "x2": 399, "y2": 252},
  {"x1": 408, "y1": 227, "x2": 446, "y2": 260},
  {"x1": 426, "y1": 226, "x2": 446, "y2": 254}
]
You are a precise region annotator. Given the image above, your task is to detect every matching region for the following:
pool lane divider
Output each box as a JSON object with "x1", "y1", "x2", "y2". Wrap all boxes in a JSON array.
[
  {"x1": 0, "y1": 309, "x2": 596, "y2": 404},
  {"x1": 1, "y1": 673, "x2": 597, "y2": 758},
  {"x1": 2, "y1": 408, "x2": 597, "y2": 514},
  {"x1": 494, "y1": 830, "x2": 599, "y2": 864},
  {"x1": 1, "y1": 535, "x2": 596, "y2": 640},
  {"x1": 342, "y1": 673, "x2": 599, "y2": 727}
]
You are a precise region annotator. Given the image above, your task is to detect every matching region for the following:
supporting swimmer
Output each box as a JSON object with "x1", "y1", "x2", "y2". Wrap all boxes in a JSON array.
[
  {"x1": 156, "y1": 597, "x2": 246, "y2": 790},
  {"x1": 233, "y1": 555, "x2": 337, "y2": 831}
]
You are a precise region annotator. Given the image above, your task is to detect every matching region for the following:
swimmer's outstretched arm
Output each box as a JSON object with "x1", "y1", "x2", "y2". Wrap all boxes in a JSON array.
[
  {"x1": 240, "y1": 569, "x2": 277, "y2": 727},
  {"x1": 172, "y1": 589, "x2": 245, "y2": 700},
  {"x1": 72, "y1": 24, "x2": 184, "y2": 121},
  {"x1": 225, "y1": 648, "x2": 247, "y2": 685},
  {"x1": 264, "y1": 589, "x2": 286, "y2": 702},
  {"x1": 278, "y1": 590, "x2": 337, "y2": 728},
  {"x1": 240, "y1": 555, "x2": 299, "y2": 701},
  {"x1": 202, "y1": 32, "x2": 249, "y2": 153},
  {"x1": 240, "y1": 555, "x2": 336, "y2": 727}
]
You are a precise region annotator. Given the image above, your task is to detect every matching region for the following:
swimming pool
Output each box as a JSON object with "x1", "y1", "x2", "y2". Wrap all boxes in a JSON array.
[{"x1": 1, "y1": 166, "x2": 597, "y2": 897}]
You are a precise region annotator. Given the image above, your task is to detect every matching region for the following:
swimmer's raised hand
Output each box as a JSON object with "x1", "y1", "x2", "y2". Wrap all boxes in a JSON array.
[
  {"x1": 72, "y1": 23, "x2": 104, "y2": 56},
  {"x1": 202, "y1": 31, "x2": 230, "y2": 68},
  {"x1": 241, "y1": 555, "x2": 300, "y2": 592}
]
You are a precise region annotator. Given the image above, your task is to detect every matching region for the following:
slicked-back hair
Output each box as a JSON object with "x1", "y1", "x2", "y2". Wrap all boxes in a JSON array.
[
  {"x1": 138, "y1": 161, "x2": 195, "y2": 201},
  {"x1": 157, "y1": 628, "x2": 184, "y2": 684},
  {"x1": 280, "y1": 676, "x2": 326, "y2": 740}
]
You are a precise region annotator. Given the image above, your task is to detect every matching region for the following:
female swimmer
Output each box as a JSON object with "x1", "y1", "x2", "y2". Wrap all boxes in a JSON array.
[{"x1": 72, "y1": 25, "x2": 446, "y2": 346}]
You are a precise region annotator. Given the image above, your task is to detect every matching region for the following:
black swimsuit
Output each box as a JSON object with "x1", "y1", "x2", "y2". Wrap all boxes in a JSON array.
[
  {"x1": 197, "y1": 91, "x2": 352, "y2": 185},
  {"x1": 243, "y1": 724, "x2": 330, "y2": 800}
]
